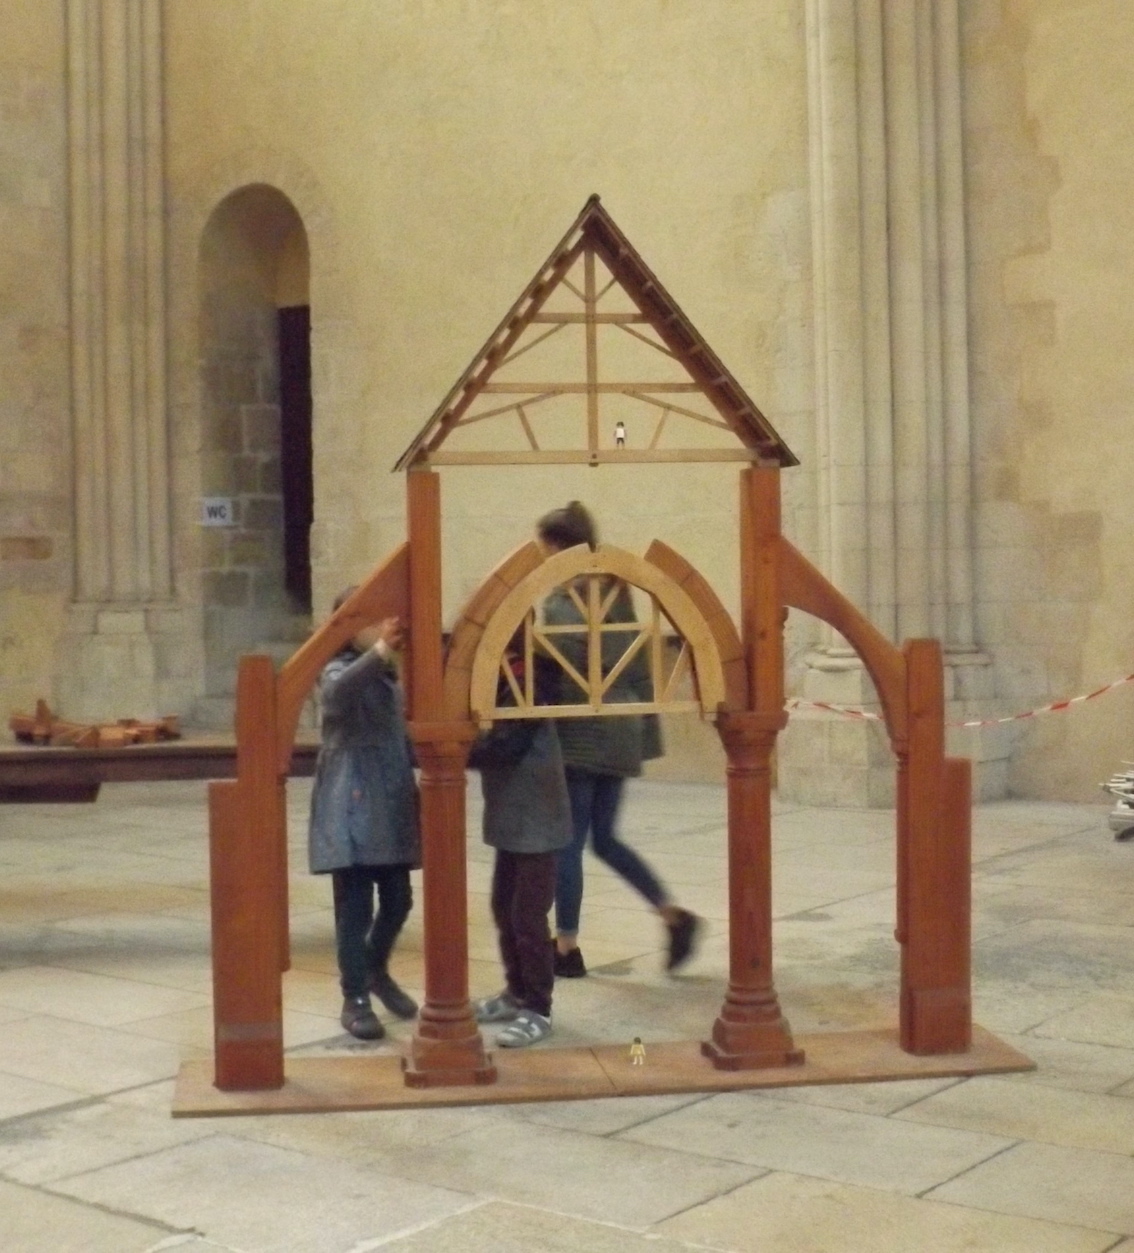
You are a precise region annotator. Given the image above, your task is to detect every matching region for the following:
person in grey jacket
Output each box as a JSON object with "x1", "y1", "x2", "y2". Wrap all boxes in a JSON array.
[
  {"x1": 469, "y1": 649, "x2": 572, "y2": 1047},
  {"x1": 536, "y1": 501, "x2": 701, "y2": 979},
  {"x1": 308, "y1": 596, "x2": 420, "y2": 1040}
]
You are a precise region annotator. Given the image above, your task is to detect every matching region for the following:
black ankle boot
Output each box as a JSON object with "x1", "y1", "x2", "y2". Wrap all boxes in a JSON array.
[{"x1": 369, "y1": 971, "x2": 418, "y2": 1019}]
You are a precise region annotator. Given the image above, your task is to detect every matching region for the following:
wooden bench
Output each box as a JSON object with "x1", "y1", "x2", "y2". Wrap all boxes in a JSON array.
[{"x1": 0, "y1": 738, "x2": 319, "y2": 802}]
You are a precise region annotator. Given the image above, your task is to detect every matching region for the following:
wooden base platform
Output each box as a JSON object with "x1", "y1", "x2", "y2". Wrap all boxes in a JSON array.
[
  {"x1": 0, "y1": 736, "x2": 319, "y2": 802},
  {"x1": 172, "y1": 1024, "x2": 1033, "y2": 1118}
]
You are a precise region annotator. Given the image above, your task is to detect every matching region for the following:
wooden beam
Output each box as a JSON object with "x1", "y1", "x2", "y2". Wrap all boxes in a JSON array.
[{"x1": 425, "y1": 449, "x2": 761, "y2": 466}]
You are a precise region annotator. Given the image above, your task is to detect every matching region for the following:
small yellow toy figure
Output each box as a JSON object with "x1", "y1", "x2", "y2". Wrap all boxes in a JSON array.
[{"x1": 629, "y1": 1036, "x2": 646, "y2": 1066}]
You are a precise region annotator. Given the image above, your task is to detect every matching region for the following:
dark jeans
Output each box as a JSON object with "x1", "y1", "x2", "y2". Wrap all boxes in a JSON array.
[
  {"x1": 331, "y1": 863, "x2": 413, "y2": 999},
  {"x1": 492, "y1": 849, "x2": 555, "y2": 1018},
  {"x1": 554, "y1": 768, "x2": 667, "y2": 937}
]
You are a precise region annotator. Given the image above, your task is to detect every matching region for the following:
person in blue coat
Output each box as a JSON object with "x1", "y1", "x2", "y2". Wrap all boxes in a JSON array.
[{"x1": 308, "y1": 593, "x2": 420, "y2": 1040}]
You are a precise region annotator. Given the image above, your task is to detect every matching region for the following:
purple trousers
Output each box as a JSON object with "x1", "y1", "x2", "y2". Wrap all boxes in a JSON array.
[{"x1": 491, "y1": 848, "x2": 556, "y2": 1018}]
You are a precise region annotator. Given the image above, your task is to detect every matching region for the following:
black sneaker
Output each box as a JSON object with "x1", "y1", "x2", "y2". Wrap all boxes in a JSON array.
[
  {"x1": 552, "y1": 943, "x2": 587, "y2": 978},
  {"x1": 666, "y1": 910, "x2": 701, "y2": 972},
  {"x1": 369, "y1": 972, "x2": 418, "y2": 1020},
  {"x1": 341, "y1": 995, "x2": 385, "y2": 1040}
]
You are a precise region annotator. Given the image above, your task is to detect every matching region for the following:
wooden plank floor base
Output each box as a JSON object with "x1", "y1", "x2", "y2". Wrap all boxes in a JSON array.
[{"x1": 172, "y1": 1024, "x2": 1033, "y2": 1118}]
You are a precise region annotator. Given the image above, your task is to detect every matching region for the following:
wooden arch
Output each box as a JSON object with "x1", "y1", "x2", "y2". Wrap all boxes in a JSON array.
[{"x1": 454, "y1": 542, "x2": 742, "y2": 726}]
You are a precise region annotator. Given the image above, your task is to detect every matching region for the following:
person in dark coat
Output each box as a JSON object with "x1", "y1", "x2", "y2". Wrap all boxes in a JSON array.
[
  {"x1": 308, "y1": 593, "x2": 420, "y2": 1040},
  {"x1": 536, "y1": 501, "x2": 701, "y2": 979},
  {"x1": 469, "y1": 647, "x2": 572, "y2": 1047}
]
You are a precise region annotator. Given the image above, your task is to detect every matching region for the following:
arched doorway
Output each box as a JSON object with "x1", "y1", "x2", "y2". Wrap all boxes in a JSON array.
[{"x1": 195, "y1": 185, "x2": 313, "y2": 722}]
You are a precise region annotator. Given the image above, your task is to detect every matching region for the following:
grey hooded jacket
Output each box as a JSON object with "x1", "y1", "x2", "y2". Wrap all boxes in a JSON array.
[{"x1": 307, "y1": 646, "x2": 420, "y2": 873}]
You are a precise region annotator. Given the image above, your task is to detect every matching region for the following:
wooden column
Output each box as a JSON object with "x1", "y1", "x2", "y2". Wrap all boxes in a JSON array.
[
  {"x1": 899, "y1": 638, "x2": 971, "y2": 1053},
  {"x1": 403, "y1": 470, "x2": 495, "y2": 1087},
  {"x1": 209, "y1": 655, "x2": 285, "y2": 1089},
  {"x1": 704, "y1": 467, "x2": 801, "y2": 1069}
]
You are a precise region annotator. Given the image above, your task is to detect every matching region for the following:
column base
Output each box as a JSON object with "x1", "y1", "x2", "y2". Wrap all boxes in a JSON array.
[
  {"x1": 405, "y1": 1012, "x2": 498, "y2": 1092},
  {"x1": 402, "y1": 1031, "x2": 497, "y2": 1088},
  {"x1": 702, "y1": 1014, "x2": 804, "y2": 1071}
]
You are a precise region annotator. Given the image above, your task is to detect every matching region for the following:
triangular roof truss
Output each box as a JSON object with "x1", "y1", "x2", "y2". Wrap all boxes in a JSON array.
[{"x1": 395, "y1": 196, "x2": 798, "y2": 470}]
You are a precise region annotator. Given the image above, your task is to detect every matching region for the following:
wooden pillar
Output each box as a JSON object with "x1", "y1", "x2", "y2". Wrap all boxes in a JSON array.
[
  {"x1": 899, "y1": 639, "x2": 971, "y2": 1053},
  {"x1": 706, "y1": 711, "x2": 803, "y2": 1069},
  {"x1": 403, "y1": 469, "x2": 495, "y2": 1087},
  {"x1": 704, "y1": 467, "x2": 801, "y2": 1070},
  {"x1": 276, "y1": 780, "x2": 290, "y2": 972},
  {"x1": 209, "y1": 655, "x2": 285, "y2": 1090}
]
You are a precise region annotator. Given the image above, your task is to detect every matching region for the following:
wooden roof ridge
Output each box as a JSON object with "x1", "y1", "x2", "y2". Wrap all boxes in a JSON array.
[{"x1": 394, "y1": 195, "x2": 798, "y2": 471}]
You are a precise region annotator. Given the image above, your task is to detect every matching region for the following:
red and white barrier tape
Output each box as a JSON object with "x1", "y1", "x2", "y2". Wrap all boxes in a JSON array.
[{"x1": 785, "y1": 672, "x2": 1134, "y2": 728}]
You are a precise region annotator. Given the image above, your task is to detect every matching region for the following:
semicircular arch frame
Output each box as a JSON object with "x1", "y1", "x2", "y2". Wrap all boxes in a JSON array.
[{"x1": 460, "y1": 542, "x2": 738, "y2": 725}]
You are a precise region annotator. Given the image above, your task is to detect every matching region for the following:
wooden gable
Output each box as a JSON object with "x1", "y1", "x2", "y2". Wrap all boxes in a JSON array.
[{"x1": 395, "y1": 196, "x2": 798, "y2": 470}]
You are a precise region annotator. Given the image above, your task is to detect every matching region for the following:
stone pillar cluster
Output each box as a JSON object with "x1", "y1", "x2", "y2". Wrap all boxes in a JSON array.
[
  {"x1": 56, "y1": 0, "x2": 183, "y2": 720},
  {"x1": 780, "y1": 0, "x2": 1005, "y2": 805}
]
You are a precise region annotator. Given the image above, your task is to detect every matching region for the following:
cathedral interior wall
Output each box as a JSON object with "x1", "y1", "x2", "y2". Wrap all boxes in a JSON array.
[{"x1": 2, "y1": 1, "x2": 1133, "y2": 800}]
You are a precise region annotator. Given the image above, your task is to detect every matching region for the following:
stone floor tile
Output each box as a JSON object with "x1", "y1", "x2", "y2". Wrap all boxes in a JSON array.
[
  {"x1": 224, "y1": 1104, "x2": 498, "y2": 1161},
  {"x1": 995, "y1": 1033, "x2": 1134, "y2": 1093},
  {"x1": 619, "y1": 1090, "x2": 1012, "y2": 1194},
  {"x1": 974, "y1": 919, "x2": 1134, "y2": 995},
  {"x1": 0, "y1": 1176, "x2": 174, "y2": 1252},
  {"x1": 1032, "y1": 993, "x2": 1134, "y2": 1049},
  {"x1": 53, "y1": 1134, "x2": 475, "y2": 1253},
  {"x1": 352, "y1": 1118, "x2": 760, "y2": 1227},
  {"x1": 491, "y1": 1090, "x2": 708, "y2": 1135},
  {"x1": 381, "y1": 1200, "x2": 711, "y2": 1252},
  {"x1": 0, "y1": 964, "x2": 208, "y2": 1027},
  {"x1": 119, "y1": 1003, "x2": 339, "y2": 1051},
  {"x1": 0, "y1": 1068, "x2": 86, "y2": 1119},
  {"x1": 895, "y1": 1074, "x2": 1134, "y2": 1154},
  {"x1": 543, "y1": 958, "x2": 727, "y2": 1046},
  {"x1": 46, "y1": 950, "x2": 214, "y2": 994},
  {"x1": 0, "y1": 1015, "x2": 198, "y2": 1094},
  {"x1": 653, "y1": 1170, "x2": 1118, "y2": 1253},
  {"x1": 928, "y1": 1141, "x2": 1134, "y2": 1234},
  {"x1": 747, "y1": 1076, "x2": 960, "y2": 1117},
  {"x1": 971, "y1": 981, "x2": 1088, "y2": 1034},
  {"x1": 0, "y1": 1097, "x2": 216, "y2": 1184}
]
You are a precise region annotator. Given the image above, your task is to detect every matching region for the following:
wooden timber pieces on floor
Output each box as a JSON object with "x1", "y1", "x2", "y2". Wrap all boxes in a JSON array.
[
  {"x1": 171, "y1": 1024, "x2": 1034, "y2": 1117},
  {"x1": 9, "y1": 699, "x2": 181, "y2": 748}
]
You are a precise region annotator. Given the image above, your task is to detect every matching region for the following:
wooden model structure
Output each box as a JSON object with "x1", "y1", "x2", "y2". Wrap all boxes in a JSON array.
[{"x1": 178, "y1": 198, "x2": 1030, "y2": 1115}]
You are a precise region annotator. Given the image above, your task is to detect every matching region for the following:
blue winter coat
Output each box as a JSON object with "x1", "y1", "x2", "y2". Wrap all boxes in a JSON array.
[{"x1": 307, "y1": 646, "x2": 420, "y2": 873}]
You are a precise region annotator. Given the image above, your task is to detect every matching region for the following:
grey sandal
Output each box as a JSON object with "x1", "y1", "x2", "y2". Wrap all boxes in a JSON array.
[{"x1": 495, "y1": 1009, "x2": 552, "y2": 1048}]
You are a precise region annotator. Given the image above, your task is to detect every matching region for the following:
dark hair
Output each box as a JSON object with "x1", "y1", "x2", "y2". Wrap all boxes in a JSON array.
[
  {"x1": 332, "y1": 585, "x2": 358, "y2": 612},
  {"x1": 537, "y1": 500, "x2": 598, "y2": 551}
]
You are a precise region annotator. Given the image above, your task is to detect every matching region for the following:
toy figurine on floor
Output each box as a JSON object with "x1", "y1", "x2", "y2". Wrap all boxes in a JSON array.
[
  {"x1": 308, "y1": 590, "x2": 421, "y2": 1041},
  {"x1": 630, "y1": 1036, "x2": 646, "y2": 1066}
]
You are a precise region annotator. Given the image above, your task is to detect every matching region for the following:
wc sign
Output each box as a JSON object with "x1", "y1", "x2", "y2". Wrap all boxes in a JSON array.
[{"x1": 200, "y1": 497, "x2": 236, "y2": 527}]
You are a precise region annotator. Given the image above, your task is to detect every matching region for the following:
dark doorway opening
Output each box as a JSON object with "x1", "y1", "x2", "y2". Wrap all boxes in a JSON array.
[{"x1": 279, "y1": 305, "x2": 313, "y2": 613}]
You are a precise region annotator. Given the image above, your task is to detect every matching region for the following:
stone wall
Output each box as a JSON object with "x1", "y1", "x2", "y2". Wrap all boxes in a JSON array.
[{"x1": 0, "y1": 2, "x2": 71, "y2": 728}]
